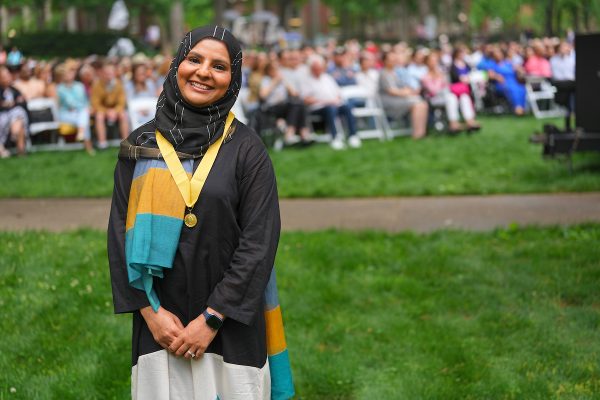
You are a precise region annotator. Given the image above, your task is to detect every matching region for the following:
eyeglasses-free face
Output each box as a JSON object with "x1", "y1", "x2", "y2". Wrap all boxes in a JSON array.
[{"x1": 177, "y1": 39, "x2": 232, "y2": 108}]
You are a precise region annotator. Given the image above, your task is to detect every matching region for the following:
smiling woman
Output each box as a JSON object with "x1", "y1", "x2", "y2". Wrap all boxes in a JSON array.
[
  {"x1": 177, "y1": 39, "x2": 232, "y2": 108},
  {"x1": 107, "y1": 25, "x2": 294, "y2": 400}
]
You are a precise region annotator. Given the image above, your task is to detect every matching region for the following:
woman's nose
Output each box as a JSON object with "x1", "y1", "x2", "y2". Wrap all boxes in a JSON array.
[{"x1": 195, "y1": 63, "x2": 211, "y2": 78}]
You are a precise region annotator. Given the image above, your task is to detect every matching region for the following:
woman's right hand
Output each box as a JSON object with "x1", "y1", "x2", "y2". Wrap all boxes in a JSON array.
[{"x1": 140, "y1": 306, "x2": 185, "y2": 349}]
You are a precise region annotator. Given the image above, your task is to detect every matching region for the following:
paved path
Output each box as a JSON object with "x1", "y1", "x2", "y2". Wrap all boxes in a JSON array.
[{"x1": 1, "y1": 193, "x2": 599, "y2": 233}]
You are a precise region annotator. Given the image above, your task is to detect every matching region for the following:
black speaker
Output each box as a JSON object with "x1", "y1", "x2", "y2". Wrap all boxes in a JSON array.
[{"x1": 576, "y1": 33, "x2": 600, "y2": 133}]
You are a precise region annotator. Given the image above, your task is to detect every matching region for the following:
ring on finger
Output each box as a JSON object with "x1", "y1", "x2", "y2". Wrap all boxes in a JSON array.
[{"x1": 187, "y1": 350, "x2": 196, "y2": 358}]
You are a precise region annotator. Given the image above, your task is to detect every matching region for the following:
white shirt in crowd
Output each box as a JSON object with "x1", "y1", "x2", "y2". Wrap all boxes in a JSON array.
[
  {"x1": 280, "y1": 66, "x2": 308, "y2": 94},
  {"x1": 550, "y1": 51, "x2": 575, "y2": 81},
  {"x1": 355, "y1": 69, "x2": 380, "y2": 97},
  {"x1": 301, "y1": 72, "x2": 342, "y2": 111}
]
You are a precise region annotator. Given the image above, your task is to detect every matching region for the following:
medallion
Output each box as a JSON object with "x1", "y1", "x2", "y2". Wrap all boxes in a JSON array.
[{"x1": 184, "y1": 212, "x2": 197, "y2": 228}]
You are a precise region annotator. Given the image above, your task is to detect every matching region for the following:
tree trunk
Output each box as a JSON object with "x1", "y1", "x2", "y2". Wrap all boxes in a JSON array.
[
  {"x1": 214, "y1": 0, "x2": 225, "y2": 27},
  {"x1": 66, "y1": 6, "x2": 77, "y2": 32},
  {"x1": 309, "y1": 0, "x2": 320, "y2": 44},
  {"x1": 0, "y1": 6, "x2": 8, "y2": 45},
  {"x1": 22, "y1": 6, "x2": 32, "y2": 32},
  {"x1": 545, "y1": 0, "x2": 554, "y2": 36},
  {"x1": 572, "y1": 5, "x2": 580, "y2": 33},
  {"x1": 43, "y1": 0, "x2": 52, "y2": 28},
  {"x1": 278, "y1": 0, "x2": 292, "y2": 31},
  {"x1": 169, "y1": 1, "x2": 184, "y2": 50}
]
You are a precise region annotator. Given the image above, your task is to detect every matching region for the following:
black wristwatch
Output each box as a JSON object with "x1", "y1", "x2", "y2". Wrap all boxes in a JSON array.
[{"x1": 202, "y1": 310, "x2": 224, "y2": 331}]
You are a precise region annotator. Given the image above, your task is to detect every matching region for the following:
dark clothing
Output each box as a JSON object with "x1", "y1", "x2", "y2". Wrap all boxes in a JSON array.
[
  {"x1": 265, "y1": 101, "x2": 306, "y2": 132},
  {"x1": 0, "y1": 86, "x2": 27, "y2": 112},
  {"x1": 107, "y1": 121, "x2": 281, "y2": 368}
]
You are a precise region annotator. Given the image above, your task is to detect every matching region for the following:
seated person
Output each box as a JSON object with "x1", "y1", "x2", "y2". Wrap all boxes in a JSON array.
[
  {"x1": 279, "y1": 49, "x2": 308, "y2": 95},
  {"x1": 125, "y1": 63, "x2": 159, "y2": 127},
  {"x1": 13, "y1": 63, "x2": 46, "y2": 101},
  {"x1": 524, "y1": 42, "x2": 552, "y2": 78},
  {"x1": 550, "y1": 41, "x2": 576, "y2": 130},
  {"x1": 0, "y1": 65, "x2": 27, "y2": 158},
  {"x1": 407, "y1": 48, "x2": 429, "y2": 83},
  {"x1": 355, "y1": 52, "x2": 379, "y2": 97},
  {"x1": 379, "y1": 51, "x2": 428, "y2": 139},
  {"x1": 246, "y1": 52, "x2": 269, "y2": 113},
  {"x1": 328, "y1": 47, "x2": 358, "y2": 87},
  {"x1": 56, "y1": 62, "x2": 94, "y2": 155},
  {"x1": 421, "y1": 52, "x2": 480, "y2": 132},
  {"x1": 259, "y1": 61, "x2": 311, "y2": 145},
  {"x1": 90, "y1": 62, "x2": 128, "y2": 148},
  {"x1": 302, "y1": 55, "x2": 361, "y2": 150},
  {"x1": 488, "y1": 48, "x2": 527, "y2": 115}
]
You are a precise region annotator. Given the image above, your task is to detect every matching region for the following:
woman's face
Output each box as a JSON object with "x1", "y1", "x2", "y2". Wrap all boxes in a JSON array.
[
  {"x1": 177, "y1": 39, "x2": 231, "y2": 108},
  {"x1": 134, "y1": 65, "x2": 147, "y2": 83},
  {"x1": 426, "y1": 54, "x2": 439, "y2": 70}
]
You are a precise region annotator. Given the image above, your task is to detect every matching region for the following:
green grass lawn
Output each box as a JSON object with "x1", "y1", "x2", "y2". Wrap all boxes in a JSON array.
[
  {"x1": 1, "y1": 226, "x2": 599, "y2": 399},
  {"x1": 0, "y1": 116, "x2": 599, "y2": 198}
]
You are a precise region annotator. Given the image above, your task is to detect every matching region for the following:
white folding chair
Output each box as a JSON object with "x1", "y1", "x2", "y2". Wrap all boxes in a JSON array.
[
  {"x1": 468, "y1": 70, "x2": 488, "y2": 112},
  {"x1": 27, "y1": 97, "x2": 60, "y2": 136},
  {"x1": 340, "y1": 85, "x2": 388, "y2": 141},
  {"x1": 128, "y1": 97, "x2": 158, "y2": 130},
  {"x1": 525, "y1": 76, "x2": 566, "y2": 119},
  {"x1": 26, "y1": 97, "x2": 65, "y2": 151}
]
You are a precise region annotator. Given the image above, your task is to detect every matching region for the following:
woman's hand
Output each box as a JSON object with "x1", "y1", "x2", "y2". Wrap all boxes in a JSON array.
[
  {"x1": 169, "y1": 316, "x2": 218, "y2": 359},
  {"x1": 140, "y1": 306, "x2": 185, "y2": 349}
]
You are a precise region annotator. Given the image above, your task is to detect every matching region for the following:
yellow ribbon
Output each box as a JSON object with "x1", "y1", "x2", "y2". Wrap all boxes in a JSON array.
[{"x1": 156, "y1": 112, "x2": 235, "y2": 210}]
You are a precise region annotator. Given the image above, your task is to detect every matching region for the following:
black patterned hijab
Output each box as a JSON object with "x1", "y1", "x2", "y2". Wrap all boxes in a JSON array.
[{"x1": 125, "y1": 25, "x2": 242, "y2": 157}]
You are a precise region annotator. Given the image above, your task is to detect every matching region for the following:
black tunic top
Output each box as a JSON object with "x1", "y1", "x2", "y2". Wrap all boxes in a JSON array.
[{"x1": 107, "y1": 121, "x2": 280, "y2": 369}]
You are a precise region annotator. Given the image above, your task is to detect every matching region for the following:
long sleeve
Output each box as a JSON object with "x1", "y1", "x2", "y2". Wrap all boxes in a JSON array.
[
  {"x1": 107, "y1": 158, "x2": 151, "y2": 314},
  {"x1": 207, "y1": 138, "x2": 281, "y2": 326}
]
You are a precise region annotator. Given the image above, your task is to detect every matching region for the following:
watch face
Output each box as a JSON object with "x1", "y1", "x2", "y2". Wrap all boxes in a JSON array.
[{"x1": 206, "y1": 314, "x2": 223, "y2": 330}]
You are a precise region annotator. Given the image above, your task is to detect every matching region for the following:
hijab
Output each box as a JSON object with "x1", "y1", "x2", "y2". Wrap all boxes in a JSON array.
[{"x1": 126, "y1": 25, "x2": 242, "y2": 156}]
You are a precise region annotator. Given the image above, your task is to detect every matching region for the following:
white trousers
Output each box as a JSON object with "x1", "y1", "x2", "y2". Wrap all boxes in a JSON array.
[{"x1": 445, "y1": 93, "x2": 475, "y2": 122}]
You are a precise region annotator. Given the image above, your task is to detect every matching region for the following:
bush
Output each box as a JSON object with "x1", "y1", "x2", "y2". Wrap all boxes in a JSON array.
[{"x1": 11, "y1": 31, "x2": 153, "y2": 58}]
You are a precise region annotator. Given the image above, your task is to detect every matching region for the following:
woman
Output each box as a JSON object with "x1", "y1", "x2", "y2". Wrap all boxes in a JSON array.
[
  {"x1": 524, "y1": 43, "x2": 551, "y2": 78},
  {"x1": 379, "y1": 51, "x2": 428, "y2": 139},
  {"x1": 0, "y1": 65, "x2": 27, "y2": 158},
  {"x1": 259, "y1": 60, "x2": 310, "y2": 145},
  {"x1": 489, "y1": 48, "x2": 527, "y2": 115},
  {"x1": 246, "y1": 52, "x2": 269, "y2": 112},
  {"x1": 125, "y1": 63, "x2": 160, "y2": 127},
  {"x1": 355, "y1": 52, "x2": 379, "y2": 97},
  {"x1": 56, "y1": 61, "x2": 94, "y2": 154},
  {"x1": 108, "y1": 26, "x2": 293, "y2": 399},
  {"x1": 421, "y1": 52, "x2": 479, "y2": 132}
]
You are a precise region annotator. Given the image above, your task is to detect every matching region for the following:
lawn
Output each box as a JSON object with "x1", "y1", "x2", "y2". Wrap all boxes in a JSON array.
[
  {"x1": 0, "y1": 116, "x2": 599, "y2": 198},
  {"x1": 1, "y1": 226, "x2": 599, "y2": 399}
]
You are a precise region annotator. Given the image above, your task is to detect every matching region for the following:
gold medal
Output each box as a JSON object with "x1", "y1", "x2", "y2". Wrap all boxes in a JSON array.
[{"x1": 184, "y1": 212, "x2": 197, "y2": 228}]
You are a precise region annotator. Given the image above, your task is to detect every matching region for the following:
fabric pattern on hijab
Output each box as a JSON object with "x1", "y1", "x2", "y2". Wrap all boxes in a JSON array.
[{"x1": 127, "y1": 25, "x2": 242, "y2": 156}]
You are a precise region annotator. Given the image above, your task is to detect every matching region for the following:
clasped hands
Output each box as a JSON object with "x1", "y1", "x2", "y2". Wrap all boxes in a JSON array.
[{"x1": 140, "y1": 306, "x2": 219, "y2": 360}]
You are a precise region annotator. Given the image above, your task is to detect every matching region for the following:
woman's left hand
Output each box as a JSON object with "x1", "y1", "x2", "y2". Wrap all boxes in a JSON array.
[{"x1": 169, "y1": 317, "x2": 218, "y2": 359}]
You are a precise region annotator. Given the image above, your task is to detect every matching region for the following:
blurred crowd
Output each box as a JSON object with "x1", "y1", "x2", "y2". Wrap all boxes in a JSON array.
[{"x1": 0, "y1": 35, "x2": 576, "y2": 157}]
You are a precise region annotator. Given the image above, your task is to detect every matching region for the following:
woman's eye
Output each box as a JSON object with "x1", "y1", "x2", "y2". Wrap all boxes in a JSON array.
[
  {"x1": 188, "y1": 57, "x2": 200, "y2": 64},
  {"x1": 214, "y1": 64, "x2": 226, "y2": 71}
]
